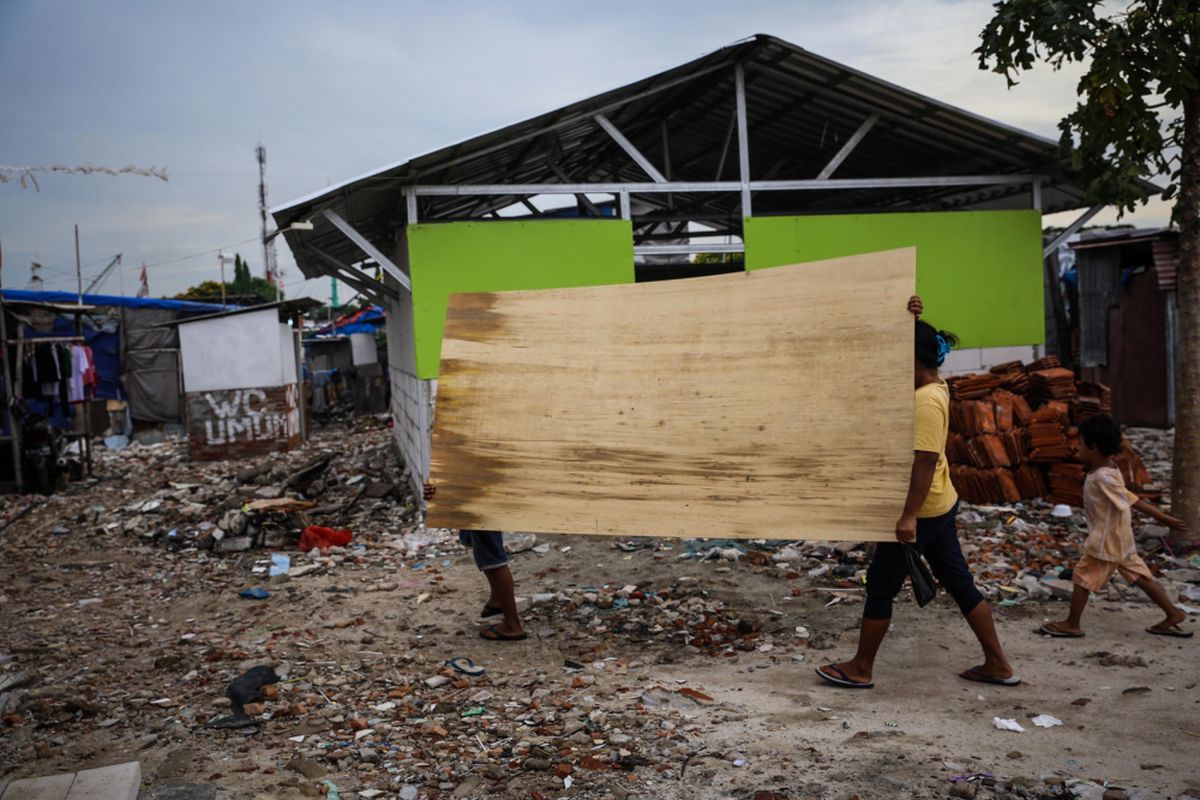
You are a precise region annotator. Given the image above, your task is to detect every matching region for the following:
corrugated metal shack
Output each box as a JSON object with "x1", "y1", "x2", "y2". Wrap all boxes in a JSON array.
[{"x1": 1071, "y1": 227, "x2": 1180, "y2": 427}]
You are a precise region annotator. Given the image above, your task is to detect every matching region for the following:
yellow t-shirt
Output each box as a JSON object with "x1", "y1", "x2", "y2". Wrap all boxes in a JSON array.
[{"x1": 914, "y1": 381, "x2": 958, "y2": 518}]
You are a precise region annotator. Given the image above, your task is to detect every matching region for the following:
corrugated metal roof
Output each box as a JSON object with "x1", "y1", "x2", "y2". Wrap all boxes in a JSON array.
[
  {"x1": 274, "y1": 33, "x2": 1159, "y2": 281},
  {"x1": 1152, "y1": 238, "x2": 1179, "y2": 290}
]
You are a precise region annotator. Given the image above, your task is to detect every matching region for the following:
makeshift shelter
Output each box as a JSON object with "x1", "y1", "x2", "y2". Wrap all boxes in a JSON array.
[
  {"x1": 0, "y1": 290, "x2": 227, "y2": 487},
  {"x1": 1068, "y1": 228, "x2": 1180, "y2": 428},
  {"x1": 172, "y1": 299, "x2": 319, "y2": 460},
  {"x1": 272, "y1": 34, "x2": 1155, "y2": 489}
]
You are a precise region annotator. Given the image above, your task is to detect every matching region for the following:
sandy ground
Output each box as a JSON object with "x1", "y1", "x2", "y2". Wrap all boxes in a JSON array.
[{"x1": 0, "y1": 430, "x2": 1196, "y2": 800}]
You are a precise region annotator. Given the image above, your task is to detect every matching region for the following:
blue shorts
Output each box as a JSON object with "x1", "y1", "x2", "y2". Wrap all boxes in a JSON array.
[{"x1": 459, "y1": 530, "x2": 508, "y2": 571}]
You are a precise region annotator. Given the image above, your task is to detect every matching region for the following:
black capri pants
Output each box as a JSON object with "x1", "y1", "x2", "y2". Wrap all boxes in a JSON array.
[{"x1": 864, "y1": 502, "x2": 984, "y2": 620}]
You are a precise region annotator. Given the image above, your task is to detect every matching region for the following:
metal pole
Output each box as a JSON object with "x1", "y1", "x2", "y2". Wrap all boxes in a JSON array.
[
  {"x1": 74, "y1": 224, "x2": 83, "y2": 305},
  {"x1": 734, "y1": 64, "x2": 751, "y2": 220},
  {"x1": 218, "y1": 252, "x2": 227, "y2": 307},
  {"x1": 0, "y1": 237, "x2": 24, "y2": 491}
]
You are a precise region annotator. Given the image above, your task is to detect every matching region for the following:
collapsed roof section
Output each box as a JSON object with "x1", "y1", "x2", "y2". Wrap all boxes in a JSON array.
[{"x1": 273, "y1": 33, "x2": 1156, "y2": 287}]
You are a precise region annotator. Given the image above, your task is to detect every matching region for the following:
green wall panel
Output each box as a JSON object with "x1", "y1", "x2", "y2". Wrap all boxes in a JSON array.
[
  {"x1": 744, "y1": 210, "x2": 1043, "y2": 348},
  {"x1": 408, "y1": 219, "x2": 635, "y2": 378}
]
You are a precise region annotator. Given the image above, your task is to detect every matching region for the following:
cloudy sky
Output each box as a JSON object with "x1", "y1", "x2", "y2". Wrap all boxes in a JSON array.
[{"x1": 0, "y1": 0, "x2": 1171, "y2": 303}]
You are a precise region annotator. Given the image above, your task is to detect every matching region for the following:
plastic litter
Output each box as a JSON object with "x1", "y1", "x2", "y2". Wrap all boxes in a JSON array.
[
  {"x1": 238, "y1": 587, "x2": 269, "y2": 600},
  {"x1": 299, "y1": 525, "x2": 353, "y2": 551},
  {"x1": 269, "y1": 553, "x2": 291, "y2": 576},
  {"x1": 992, "y1": 717, "x2": 1025, "y2": 732},
  {"x1": 1032, "y1": 714, "x2": 1063, "y2": 728}
]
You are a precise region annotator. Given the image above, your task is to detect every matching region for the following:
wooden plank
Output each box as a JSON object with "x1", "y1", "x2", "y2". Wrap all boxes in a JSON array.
[{"x1": 428, "y1": 247, "x2": 915, "y2": 541}]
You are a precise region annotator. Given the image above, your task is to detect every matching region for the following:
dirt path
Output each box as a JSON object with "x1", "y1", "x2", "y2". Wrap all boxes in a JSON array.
[{"x1": 0, "y1": 426, "x2": 1196, "y2": 800}]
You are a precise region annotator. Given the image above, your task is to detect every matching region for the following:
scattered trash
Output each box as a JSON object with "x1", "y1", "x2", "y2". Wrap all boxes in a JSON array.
[
  {"x1": 299, "y1": 525, "x2": 353, "y2": 552},
  {"x1": 237, "y1": 587, "x2": 269, "y2": 600},
  {"x1": 268, "y1": 553, "x2": 291, "y2": 576},
  {"x1": 992, "y1": 717, "x2": 1025, "y2": 733}
]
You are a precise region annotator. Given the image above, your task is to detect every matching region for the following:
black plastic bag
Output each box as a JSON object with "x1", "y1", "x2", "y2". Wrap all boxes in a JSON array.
[{"x1": 903, "y1": 544, "x2": 938, "y2": 607}]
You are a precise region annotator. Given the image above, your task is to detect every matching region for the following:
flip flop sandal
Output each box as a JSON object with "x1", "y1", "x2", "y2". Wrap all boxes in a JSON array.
[
  {"x1": 480, "y1": 604, "x2": 502, "y2": 618},
  {"x1": 1037, "y1": 623, "x2": 1085, "y2": 638},
  {"x1": 208, "y1": 713, "x2": 257, "y2": 729},
  {"x1": 1146, "y1": 624, "x2": 1194, "y2": 638},
  {"x1": 814, "y1": 664, "x2": 874, "y2": 689},
  {"x1": 480, "y1": 624, "x2": 528, "y2": 642},
  {"x1": 446, "y1": 656, "x2": 486, "y2": 676},
  {"x1": 960, "y1": 665, "x2": 1021, "y2": 686}
]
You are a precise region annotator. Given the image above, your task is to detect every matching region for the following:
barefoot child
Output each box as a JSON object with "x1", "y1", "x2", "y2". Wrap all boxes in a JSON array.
[{"x1": 1039, "y1": 414, "x2": 1191, "y2": 639}]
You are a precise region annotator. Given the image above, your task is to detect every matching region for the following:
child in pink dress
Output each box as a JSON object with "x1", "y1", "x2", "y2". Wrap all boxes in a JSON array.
[{"x1": 1039, "y1": 415, "x2": 1191, "y2": 638}]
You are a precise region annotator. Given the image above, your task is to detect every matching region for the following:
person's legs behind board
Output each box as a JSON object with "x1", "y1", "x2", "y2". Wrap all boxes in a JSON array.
[{"x1": 461, "y1": 530, "x2": 526, "y2": 640}]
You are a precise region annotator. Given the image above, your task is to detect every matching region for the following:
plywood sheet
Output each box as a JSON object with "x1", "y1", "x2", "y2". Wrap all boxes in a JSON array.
[{"x1": 428, "y1": 248, "x2": 916, "y2": 541}]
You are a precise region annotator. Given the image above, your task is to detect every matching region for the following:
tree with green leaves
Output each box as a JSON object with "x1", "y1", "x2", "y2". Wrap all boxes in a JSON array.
[
  {"x1": 977, "y1": 0, "x2": 1199, "y2": 543},
  {"x1": 175, "y1": 254, "x2": 281, "y2": 304},
  {"x1": 231, "y1": 254, "x2": 253, "y2": 295}
]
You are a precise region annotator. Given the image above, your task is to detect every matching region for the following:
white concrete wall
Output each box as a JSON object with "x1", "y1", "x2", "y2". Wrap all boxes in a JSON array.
[
  {"x1": 180, "y1": 309, "x2": 290, "y2": 392},
  {"x1": 350, "y1": 332, "x2": 378, "y2": 365},
  {"x1": 384, "y1": 235, "x2": 435, "y2": 492},
  {"x1": 941, "y1": 345, "x2": 1043, "y2": 377}
]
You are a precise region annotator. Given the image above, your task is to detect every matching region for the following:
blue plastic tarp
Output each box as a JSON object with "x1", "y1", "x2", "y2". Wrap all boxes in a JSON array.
[{"x1": 2, "y1": 289, "x2": 226, "y2": 313}]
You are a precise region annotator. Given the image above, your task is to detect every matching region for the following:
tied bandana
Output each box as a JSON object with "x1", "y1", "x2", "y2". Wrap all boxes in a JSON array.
[{"x1": 936, "y1": 334, "x2": 953, "y2": 366}]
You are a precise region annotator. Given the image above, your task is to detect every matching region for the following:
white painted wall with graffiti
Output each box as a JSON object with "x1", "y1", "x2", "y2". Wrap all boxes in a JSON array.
[{"x1": 177, "y1": 307, "x2": 306, "y2": 459}]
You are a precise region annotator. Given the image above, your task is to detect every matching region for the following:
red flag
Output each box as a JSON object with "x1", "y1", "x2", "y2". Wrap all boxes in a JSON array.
[{"x1": 137, "y1": 264, "x2": 149, "y2": 297}]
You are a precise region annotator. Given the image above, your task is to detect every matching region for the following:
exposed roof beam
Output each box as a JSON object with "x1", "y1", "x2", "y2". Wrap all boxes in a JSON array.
[
  {"x1": 816, "y1": 113, "x2": 879, "y2": 179},
  {"x1": 304, "y1": 244, "x2": 396, "y2": 303},
  {"x1": 321, "y1": 209, "x2": 411, "y2": 292},
  {"x1": 1043, "y1": 205, "x2": 1104, "y2": 256},
  {"x1": 735, "y1": 63, "x2": 752, "y2": 218},
  {"x1": 545, "y1": 154, "x2": 603, "y2": 218},
  {"x1": 408, "y1": 174, "x2": 1046, "y2": 196},
  {"x1": 594, "y1": 113, "x2": 667, "y2": 183},
  {"x1": 634, "y1": 242, "x2": 744, "y2": 256}
]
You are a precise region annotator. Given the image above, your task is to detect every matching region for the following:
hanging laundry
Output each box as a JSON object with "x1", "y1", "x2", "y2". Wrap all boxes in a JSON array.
[{"x1": 69, "y1": 345, "x2": 87, "y2": 402}]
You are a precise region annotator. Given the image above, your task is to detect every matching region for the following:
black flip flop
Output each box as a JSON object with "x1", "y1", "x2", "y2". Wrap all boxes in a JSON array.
[
  {"x1": 1037, "y1": 623, "x2": 1085, "y2": 638},
  {"x1": 1146, "y1": 624, "x2": 1194, "y2": 638},
  {"x1": 960, "y1": 665, "x2": 1021, "y2": 686},
  {"x1": 815, "y1": 663, "x2": 874, "y2": 689},
  {"x1": 480, "y1": 624, "x2": 528, "y2": 642}
]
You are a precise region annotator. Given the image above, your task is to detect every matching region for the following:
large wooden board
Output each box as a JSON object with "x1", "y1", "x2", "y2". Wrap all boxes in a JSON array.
[{"x1": 428, "y1": 248, "x2": 916, "y2": 541}]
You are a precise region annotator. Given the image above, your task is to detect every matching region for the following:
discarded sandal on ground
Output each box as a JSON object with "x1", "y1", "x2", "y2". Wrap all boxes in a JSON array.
[
  {"x1": 1037, "y1": 622, "x2": 1085, "y2": 638},
  {"x1": 814, "y1": 664, "x2": 874, "y2": 689},
  {"x1": 480, "y1": 625, "x2": 527, "y2": 641},
  {"x1": 1146, "y1": 624, "x2": 1193, "y2": 638},
  {"x1": 959, "y1": 665, "x2": 1021, "y2": 686},
  {"x1": 446, "y1": 656, "x2": 486, "y2": 676}
]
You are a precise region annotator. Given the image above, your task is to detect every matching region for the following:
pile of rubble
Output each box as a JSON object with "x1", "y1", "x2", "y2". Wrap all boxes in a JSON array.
[{"x1": 947, "y1": 358, "x2": 1149, "y2": 506}]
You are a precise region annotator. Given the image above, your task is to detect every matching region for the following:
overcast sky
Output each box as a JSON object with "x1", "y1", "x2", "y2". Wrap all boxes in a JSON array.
[{"x1": 0, "y1": 0, "x2": 1172, "y2": 303}]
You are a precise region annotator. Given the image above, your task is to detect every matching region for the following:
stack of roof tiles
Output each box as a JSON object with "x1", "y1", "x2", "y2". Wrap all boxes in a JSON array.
[{"x1": 946, "y1": 357, "x2": 1148, "y2": 506}]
